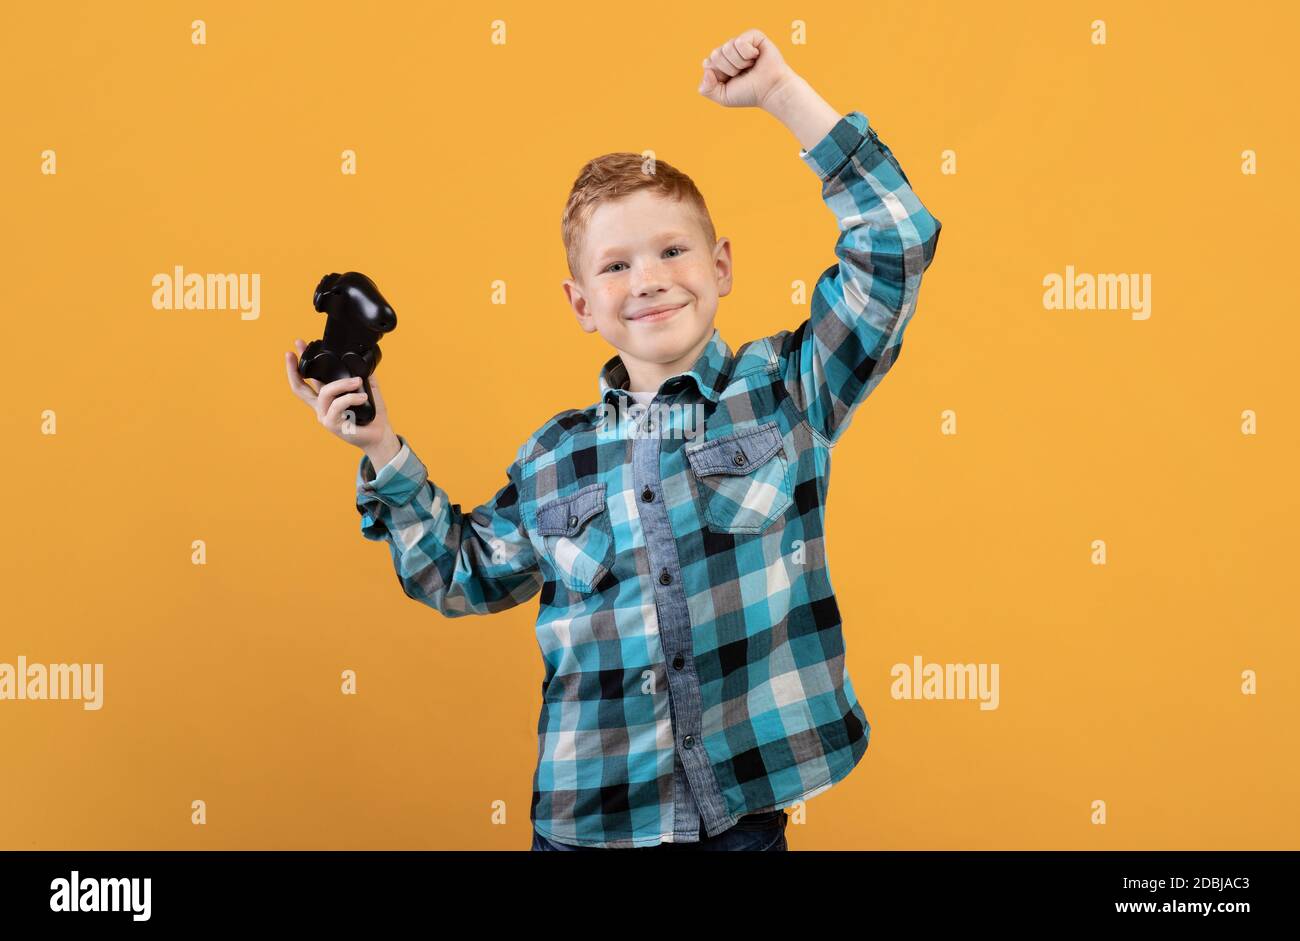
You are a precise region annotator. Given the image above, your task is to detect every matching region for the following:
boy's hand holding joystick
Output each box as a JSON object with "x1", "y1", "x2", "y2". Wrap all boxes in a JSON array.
[{"x1": 284, "y1": 271, "x2": 402, "y2": 468}]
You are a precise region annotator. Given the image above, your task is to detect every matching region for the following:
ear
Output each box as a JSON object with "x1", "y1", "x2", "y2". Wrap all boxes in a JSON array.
[
  {"x1": 712, "y1": 237, "x2": 734, "y2": 298},
  {"x1": 562, "y1": 278, "x2": 598, "y2": 332}
]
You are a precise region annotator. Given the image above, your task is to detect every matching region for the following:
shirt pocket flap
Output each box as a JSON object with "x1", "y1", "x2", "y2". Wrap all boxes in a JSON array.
[
  {"x1": 535, "y1": 483, "x2": 608, "y2": 537},
  {"x1": 685, "y1": 421, "x2": 783, "y2": 478}
]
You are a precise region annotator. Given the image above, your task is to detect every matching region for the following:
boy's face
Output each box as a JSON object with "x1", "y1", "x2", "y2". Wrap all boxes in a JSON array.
[{"x1": 562, "y1": 189, "x2": 733, "y2": 390}]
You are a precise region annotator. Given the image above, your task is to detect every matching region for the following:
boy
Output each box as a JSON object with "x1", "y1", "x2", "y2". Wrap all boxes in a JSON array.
[{"x1": 285, "y1": 29, "x2": 941, "y2": 851}]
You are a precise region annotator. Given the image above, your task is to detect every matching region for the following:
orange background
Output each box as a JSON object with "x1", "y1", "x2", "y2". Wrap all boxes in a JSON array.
[{"x1": 2, "y1": 0, "x2": 1296, "y2": 849}]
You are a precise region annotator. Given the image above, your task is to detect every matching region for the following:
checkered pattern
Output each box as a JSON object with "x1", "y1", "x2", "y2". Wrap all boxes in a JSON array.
[{"x1": 355, "y1": 111, "x2": 941, "y2": 847}]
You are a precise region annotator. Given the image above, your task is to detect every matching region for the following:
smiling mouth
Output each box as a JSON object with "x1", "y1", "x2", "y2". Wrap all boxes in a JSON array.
[{"x1": 628, "y1": 303, "x2": 686, "y2": 323}]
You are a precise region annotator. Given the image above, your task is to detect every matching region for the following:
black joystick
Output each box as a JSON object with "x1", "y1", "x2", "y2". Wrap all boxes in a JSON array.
[{"x1": 298, "y1": 272, "x2": 397, "y2": 426}]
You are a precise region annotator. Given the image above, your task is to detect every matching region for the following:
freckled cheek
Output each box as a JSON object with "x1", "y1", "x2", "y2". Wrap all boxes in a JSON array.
[
  {"x1": 682, "y1": 268, "x2": 710, "y2": 297},
  {"x1": 599, "y1": 283, "x2": 625, "y2": 312}
]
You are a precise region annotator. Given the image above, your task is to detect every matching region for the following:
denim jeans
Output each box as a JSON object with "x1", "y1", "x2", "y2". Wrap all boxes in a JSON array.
[{"x1": 530, "y1": 810, "x2": 788, "y2": 851}]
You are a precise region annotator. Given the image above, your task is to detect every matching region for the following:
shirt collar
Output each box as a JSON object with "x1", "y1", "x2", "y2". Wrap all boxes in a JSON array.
[{"x1": 597, "y1": 328, "x2": 732, "y2": 406}]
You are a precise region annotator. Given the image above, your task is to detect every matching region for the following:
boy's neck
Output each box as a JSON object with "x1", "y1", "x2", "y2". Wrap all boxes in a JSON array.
[{"x1": 621, "y1": 329, "x2": 715, "y2": 394}]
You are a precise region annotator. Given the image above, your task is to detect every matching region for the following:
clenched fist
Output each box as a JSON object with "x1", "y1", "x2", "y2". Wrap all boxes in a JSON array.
[{"x1": 697, "y1": 29, "x2": 796, "y2": 110}]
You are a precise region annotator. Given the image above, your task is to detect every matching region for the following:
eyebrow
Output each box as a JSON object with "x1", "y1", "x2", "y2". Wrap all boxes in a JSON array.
[{"x1": 593, "y1": 232, "x2": 693, "y2": 265}]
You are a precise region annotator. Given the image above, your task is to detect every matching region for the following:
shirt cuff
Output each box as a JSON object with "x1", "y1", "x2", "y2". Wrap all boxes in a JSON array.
[
  {"x1": 799, "y1": 111, "x2": 871, "y2": 181},
  {"x1": 356, "y1": 434, "x2": 427, "y2": 507}
]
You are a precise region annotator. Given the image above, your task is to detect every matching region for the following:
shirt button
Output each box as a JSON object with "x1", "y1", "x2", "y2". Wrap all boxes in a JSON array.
[
  {"x1": 567, "y1": 514, "x2": 578, "y2": 528},
  {"x1": 672, "y1": 654, "x2": 684, "y2": 670},
  {"x1": 732, "y1": 452, "x2": 746, "y2": 466},
  {"x1": 683, "y1": 735, "x2": 695, "y2": 749},
  {"x1": 641, "y1": 487, "x2": 654, "y2": 502},
  {"x1": 658, "y1": 569, "x2": 672, "y2": 585}
]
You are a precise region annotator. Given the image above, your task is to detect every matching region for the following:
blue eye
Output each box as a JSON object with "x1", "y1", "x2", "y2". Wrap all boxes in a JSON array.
[{"x1": 602, "y1": 246, "x2": 688, "y2": 274}]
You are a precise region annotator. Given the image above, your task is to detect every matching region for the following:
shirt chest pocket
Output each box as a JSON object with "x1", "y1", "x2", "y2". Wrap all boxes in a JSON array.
[
  {"x1": 685, "y1": 421, "x2": 793, "y2": 535},
  {"x1": 534, "y1": 482, "x2": 615, "y2": 594}
]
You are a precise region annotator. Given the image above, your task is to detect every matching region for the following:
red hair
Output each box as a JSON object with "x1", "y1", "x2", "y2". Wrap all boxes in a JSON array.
[{"x1": 561, "y1": 152, "x2": 717, "y2": 280}]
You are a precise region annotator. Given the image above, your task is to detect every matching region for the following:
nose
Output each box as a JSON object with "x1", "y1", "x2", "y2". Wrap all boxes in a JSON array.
[{"x1": 630, "y1": 258, "x2": 672, "y2": 295}]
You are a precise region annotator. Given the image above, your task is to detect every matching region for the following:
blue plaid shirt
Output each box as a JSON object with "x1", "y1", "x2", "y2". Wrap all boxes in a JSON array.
[{"x1": 356, "y1": 110, "x2": 941, "y2": 848}]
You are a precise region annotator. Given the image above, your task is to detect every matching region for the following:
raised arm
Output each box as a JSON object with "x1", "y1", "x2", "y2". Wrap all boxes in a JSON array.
[
  {"x1": 778, "y1": 106, "x2": 941, "y2": 446},
  {"x1": 699, "y1": 29, "x2": 942, "y2": 446}
]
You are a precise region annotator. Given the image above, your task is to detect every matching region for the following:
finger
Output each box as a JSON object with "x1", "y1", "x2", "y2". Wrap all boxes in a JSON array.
[
  {"x1": 706, "y1": 48, "x2": 739, "y2": 77},
  {"x1": 324, "y1": 391, "x2": 369, "y2": 427},
  {"x1": 698, "y1": 67, "x2": 720, "y2": 95},
  {"x1": 720, "y1": 38, "x2": 748, "y2": 72},
  {"x1": 709, "y1": 47, "x2": 739, "y2": 77},
  {"x1": 315, "y1": 376, "x2": 363, "y2": 419},
  {"x1": 285, "y1": 351, "x2": 318, "y2": 405},
  {"x1": 736, "y1": 33, "x2": 761, "y2": 59},
  {"x1": 290, "y1": 339, "x2": 322, "y2": 396},
  {"x1": 320, "y1": 375, "x2": 363, "y2": 401},
  {"x1": 321, "y1": 391, "x2": 365, "y2": 428}
]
